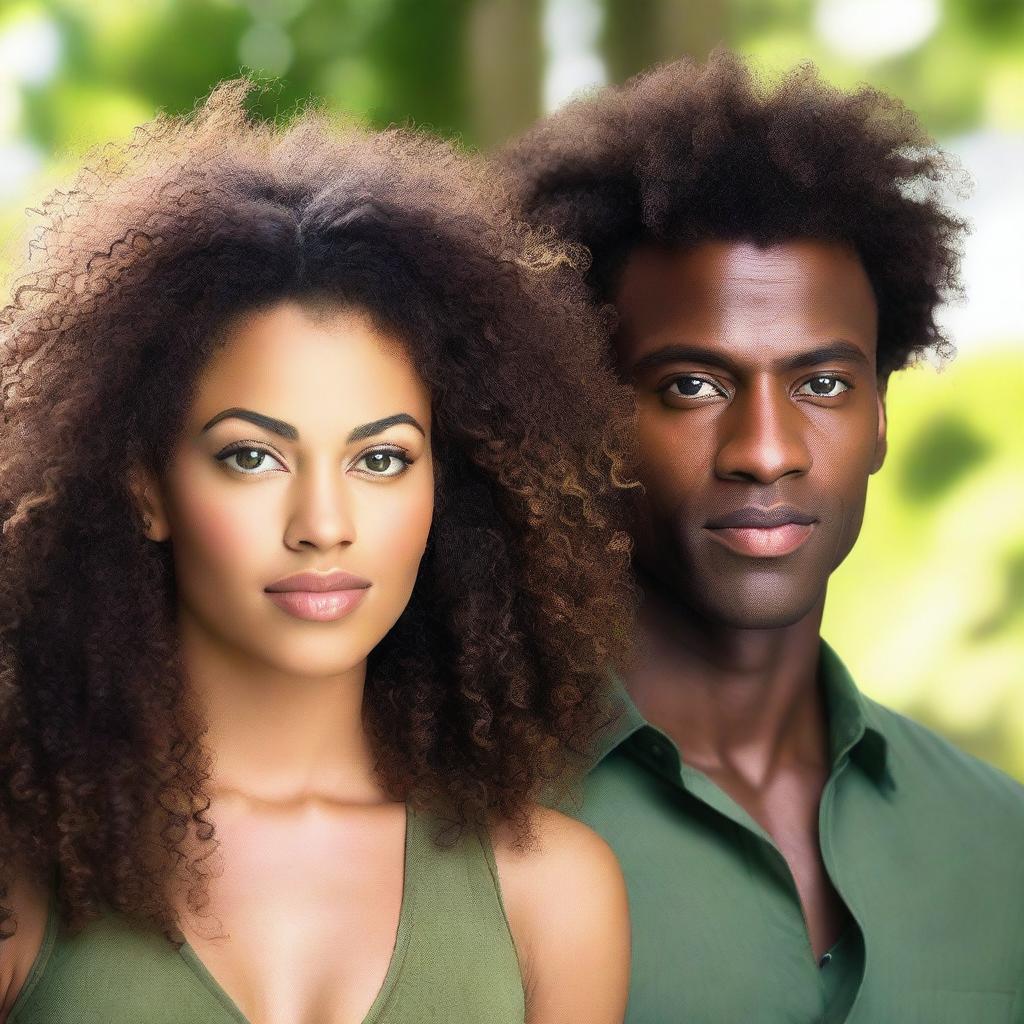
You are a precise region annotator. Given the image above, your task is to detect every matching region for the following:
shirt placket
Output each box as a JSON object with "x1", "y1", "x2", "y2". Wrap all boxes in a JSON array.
[{"x1": 629, "y1": 726, "x2": 831, "y2": 1021}]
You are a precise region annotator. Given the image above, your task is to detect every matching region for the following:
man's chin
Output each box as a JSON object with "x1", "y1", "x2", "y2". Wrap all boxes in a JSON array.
[
  {"x1": 676, "y1": 582, "x2": 825, "y2": 632},
  {"x1": 633, "y1": 550, "x2": 828, "y2": 630},
  {"x1": 699, "y1": 603, "x2": 817, "y2": 631}
]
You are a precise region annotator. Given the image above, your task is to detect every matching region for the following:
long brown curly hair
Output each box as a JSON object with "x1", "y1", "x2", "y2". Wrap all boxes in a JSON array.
[{"x1": 0, "y1": 81, "x2": 636, "y2": 941}]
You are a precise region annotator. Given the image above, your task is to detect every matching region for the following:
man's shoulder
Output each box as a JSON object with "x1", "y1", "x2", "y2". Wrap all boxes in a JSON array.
[{"x1": 864, "y1": 694, "x2": 1024, "y2": 826}]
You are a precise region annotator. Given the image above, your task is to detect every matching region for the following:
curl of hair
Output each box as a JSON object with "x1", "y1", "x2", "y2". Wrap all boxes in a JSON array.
[
  {"x1": 0, "y1": 81, "x2": 636, "y2": 939},
  {"x1": 500, "y1": 50, "x2": 969, "y2": 377}
]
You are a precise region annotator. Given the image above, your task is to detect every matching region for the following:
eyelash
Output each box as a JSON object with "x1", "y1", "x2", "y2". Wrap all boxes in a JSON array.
[
  {"x1": 214, "y1": 441, "x2": 414, "y2": 478},
  {"x1": 662, "y1": 376, "x2": 725, "y2": 401},
  {"x1": 661, "y1": 373, "x2": 853, "y2": 401},
  {"x1": 796, "y1": 374, "x2": 853, "y2": 398}
]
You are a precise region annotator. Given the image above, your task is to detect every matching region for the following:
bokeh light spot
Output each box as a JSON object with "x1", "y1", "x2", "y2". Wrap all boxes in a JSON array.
[
  {"x1": 0, "y1": 11, "x2": 62, "y2": 85},
  {"x1": 814, "y1": 0, "x2": 939, "y2": 62},
  {"x1": 238, "y1": 20, "x2": 293, "y2": 76},
  {"x1": 0, "y1": 139, "x2": 42, "y2": 201},
  {"x1": 542, "y1": 0, "x2": 607, "y2": 113}
]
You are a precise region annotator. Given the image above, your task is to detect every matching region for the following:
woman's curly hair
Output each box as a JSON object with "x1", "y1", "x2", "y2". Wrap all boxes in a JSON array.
[
  {"x1": 500, "y1": 50, "x2": 968, "y2": 378},
  {"x1": 0, "y1": 81, "x2": 636, "y2": 940}
]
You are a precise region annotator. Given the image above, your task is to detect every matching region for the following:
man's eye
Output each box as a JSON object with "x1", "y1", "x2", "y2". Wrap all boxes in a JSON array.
[
  {"x1": 666, "y1": 377, "x2": 722, "y2": 399},
  {"x1": 798, "y1": 376, "x2": 850, "y2": 398}
]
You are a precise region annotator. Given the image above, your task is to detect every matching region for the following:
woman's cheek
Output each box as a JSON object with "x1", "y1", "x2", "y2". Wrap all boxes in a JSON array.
[
  {"x1": 170, "y1": 474, "x2": 277, "y2": 596},
  {"x1": 360, "y1": 479, "x2": 434, "y2": 583}
]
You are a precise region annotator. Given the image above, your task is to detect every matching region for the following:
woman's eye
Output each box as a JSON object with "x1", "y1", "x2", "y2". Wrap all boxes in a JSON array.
[
  {"x1": 356, "y1": 449, "x2": 410, "y2": 478},
  {"x1": 798, "y1": 376, "x2": 850, "y2": 398},
  {"x1": 666, "y1": 377, "x2": 724, "y2": 400},
  {"x1": 217, "y1": 446, "x2": 285, "y2": 475}
]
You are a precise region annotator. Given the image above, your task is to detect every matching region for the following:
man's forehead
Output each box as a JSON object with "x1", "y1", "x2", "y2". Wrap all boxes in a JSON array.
[
  {"x1": 613, "y1": 238, "x2": 878, "y2": 363},
  {"x1": 620, "y1": 238, "x2": 869, "y2": 296}
]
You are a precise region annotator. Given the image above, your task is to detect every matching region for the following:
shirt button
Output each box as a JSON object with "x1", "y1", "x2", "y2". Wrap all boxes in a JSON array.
[{"x1": 819, "y1": 952, "x2": 833, "y2": 968}]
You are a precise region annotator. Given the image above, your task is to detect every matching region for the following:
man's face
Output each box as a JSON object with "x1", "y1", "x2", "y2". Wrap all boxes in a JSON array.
[{"x1": 614, "y1": 239, "x2": 887, "y2": 629}]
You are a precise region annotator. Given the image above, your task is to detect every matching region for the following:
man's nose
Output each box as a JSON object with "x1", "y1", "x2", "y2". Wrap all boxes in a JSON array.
[{"x1": 714, "y1": 379, "x2": 812, "y2": 484}]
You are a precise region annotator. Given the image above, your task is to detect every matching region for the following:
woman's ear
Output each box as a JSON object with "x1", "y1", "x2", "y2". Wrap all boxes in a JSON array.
[{"x1": 127, "y1": 463, "x2": 171, "y2": 542}]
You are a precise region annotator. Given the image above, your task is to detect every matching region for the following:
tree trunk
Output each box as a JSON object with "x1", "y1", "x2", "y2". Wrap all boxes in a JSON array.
[
  {"x1": 602, "y1": 0, "x2": 728, "y2": 83},
  {"x1": 467, "y1": 0, "x2": 543, "y2": 149}
]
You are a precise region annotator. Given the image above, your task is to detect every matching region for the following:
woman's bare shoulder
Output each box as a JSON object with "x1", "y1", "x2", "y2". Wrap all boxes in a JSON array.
[
  {"x1": 491, "y1": 804, "x2": 622, "y2": 892},
  {"x1": 0, "y1": 875, "x2": 50, "y2": 1023},
  {"x1": 492, "y1": 806, "x2": 630, "y2": 1024}
]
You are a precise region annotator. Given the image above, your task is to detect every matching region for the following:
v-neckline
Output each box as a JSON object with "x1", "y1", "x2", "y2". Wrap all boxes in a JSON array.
[{"x1": 177, "y1": 803, "x2": 415, "y2": 1024}]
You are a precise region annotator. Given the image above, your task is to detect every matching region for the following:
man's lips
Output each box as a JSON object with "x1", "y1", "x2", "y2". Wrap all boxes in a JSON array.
[
  {"x1": 704, "y1": 505, "x2": 819, "y2": 558},
  {"x1": 264, "y1": 570, "x2": 371, "y2": 622},
  {"x1": 704, "y1": 505, "x2": 818, "y2": 529}
]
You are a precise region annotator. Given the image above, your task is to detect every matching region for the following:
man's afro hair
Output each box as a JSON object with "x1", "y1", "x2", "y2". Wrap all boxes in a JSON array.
[{"x1": 501, "y1": 50, "x2": 968, "y2": 377}]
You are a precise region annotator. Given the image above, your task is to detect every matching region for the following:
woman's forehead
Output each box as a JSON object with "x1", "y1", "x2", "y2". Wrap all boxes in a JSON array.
[{"x1": 189, "y1": 301, "x2": 431, "y2": 439}]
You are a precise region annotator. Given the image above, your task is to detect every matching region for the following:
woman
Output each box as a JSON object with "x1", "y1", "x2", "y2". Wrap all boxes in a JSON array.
[{"x1": 0, "y1": 83, "x2": 634, "y2": 1023}]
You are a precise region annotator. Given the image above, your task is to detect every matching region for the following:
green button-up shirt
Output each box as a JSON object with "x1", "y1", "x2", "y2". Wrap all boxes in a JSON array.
[{"x1": 579, "y1": 640, "x2": 1024, "y2": 1023}]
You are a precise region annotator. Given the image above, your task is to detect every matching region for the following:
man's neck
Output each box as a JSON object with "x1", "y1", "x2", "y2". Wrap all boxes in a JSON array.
[{"x1": 626, "y1": 576, "x2": 830, "y2": 787}]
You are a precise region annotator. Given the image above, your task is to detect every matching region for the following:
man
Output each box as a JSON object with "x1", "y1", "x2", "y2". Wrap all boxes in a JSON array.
[{"x1": 503, "y1": 52, "x2": 1024, "y2": 1023}]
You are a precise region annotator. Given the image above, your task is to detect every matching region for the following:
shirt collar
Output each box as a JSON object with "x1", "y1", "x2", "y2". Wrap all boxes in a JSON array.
[
  {"x1": 818, "y1": 638, "x2": 891, "y2": 785},
  {"x1": 591, "y1": 637, "x2": 892, "y2": 788},
  {"x1": 591, "y1": 677, "x2": 647, "y2": 765}
]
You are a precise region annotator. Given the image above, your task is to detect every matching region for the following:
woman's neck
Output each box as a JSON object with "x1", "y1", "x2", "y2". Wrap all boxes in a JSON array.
[{"x1": 178, "y1": 607, "x2": 385, "y2": 806}]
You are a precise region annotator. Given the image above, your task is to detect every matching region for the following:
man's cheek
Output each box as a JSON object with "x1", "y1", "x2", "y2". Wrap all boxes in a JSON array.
[
  {"x1": 635, "y1": 431, "x2": 672, "y2": 487},
  {"x1": 638, "y1": 449, "x2": 694, "y2": 517}
]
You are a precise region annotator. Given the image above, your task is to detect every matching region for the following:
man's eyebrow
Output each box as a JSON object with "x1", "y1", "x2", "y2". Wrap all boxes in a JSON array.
[
  {"x1": 201, "y1": 408, "x2": 298, "y2": 440},
  {"x1": 629, "y1": 339, "x2": 871, "y2": 375},
  {"x1": 346, "y1": 413, "x2": 425, "y2": 442},
  {"x1": 778, "y1": 341, "x2": 872, "y2": 372},
  {"x1": 200, "y1": 409, "x2": 426, "y2": 443},
  {"x1": 630, "y1": 345, "x2": 736, "y2": 375}
]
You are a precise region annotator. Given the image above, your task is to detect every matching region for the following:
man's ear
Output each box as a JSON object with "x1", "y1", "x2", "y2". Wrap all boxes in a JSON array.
[
  {"x1": 870, "y1": 376, "x2": 889, "y2": 475},
  {"x1": 127, "y1": 463, "x2": 171, "y2": 542}
]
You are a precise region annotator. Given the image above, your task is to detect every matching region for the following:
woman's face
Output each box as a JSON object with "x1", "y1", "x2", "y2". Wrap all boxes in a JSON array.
[{"x1": 136, "y1": 300, "x2": 434, "y2": 679}]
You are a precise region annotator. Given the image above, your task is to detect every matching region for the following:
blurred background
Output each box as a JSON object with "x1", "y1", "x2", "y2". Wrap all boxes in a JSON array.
[{"x1": 0, "y1": 0, "x2": 1021, "y2": 775}]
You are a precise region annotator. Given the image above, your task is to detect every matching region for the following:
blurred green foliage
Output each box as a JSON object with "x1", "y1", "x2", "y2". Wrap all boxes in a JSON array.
[
  {"x1": 6, "y1": 0, "x2": 475, "y2": 146},
  {"x1": 4, "y1": 0, "x2": 1021, "y2": 156},
  {"x1": 823, "y1": 349, "x2": 1024, "y2": 778},
  {"x1": 0, "y1": 0, "x2": 1022, "y2": 776},
  {"x1": 731, "y1": 0, "x2": 1024, "y2": 135}
]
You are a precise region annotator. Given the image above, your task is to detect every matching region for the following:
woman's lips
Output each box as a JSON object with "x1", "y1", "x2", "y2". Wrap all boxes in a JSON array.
[
  {"x1": 266, "y1": 588, "x2": 369, "y2": 622},
  {"x1": 705, "y1": 522, "x2": 816, "y2": 558}
]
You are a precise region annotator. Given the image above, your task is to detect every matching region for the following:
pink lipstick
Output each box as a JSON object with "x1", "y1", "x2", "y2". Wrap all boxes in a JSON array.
[{"x1": 264, "y1": 570, "x2": 371, "y2": 622}]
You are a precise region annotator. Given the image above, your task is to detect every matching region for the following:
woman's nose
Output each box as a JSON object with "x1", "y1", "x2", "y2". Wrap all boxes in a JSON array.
[{"x1": 283, "y1": 465, "x2": 356, "y2": 551}]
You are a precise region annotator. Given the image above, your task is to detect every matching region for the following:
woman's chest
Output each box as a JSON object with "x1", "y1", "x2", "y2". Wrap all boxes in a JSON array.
[{"x1": 179, "y1": 803, "x2": 407, "y2": 1024}]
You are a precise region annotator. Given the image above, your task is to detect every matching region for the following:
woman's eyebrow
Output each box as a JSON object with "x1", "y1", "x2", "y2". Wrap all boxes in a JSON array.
[
  {"x1": 201, "y1": 407, "x2": 297, "y2": 439},
  {"x1": 200, "y1": 408, "x2": 425, "y2": 443},
  {"x1": 346, "y1": 413, "x2": 426, "y2": 442}
]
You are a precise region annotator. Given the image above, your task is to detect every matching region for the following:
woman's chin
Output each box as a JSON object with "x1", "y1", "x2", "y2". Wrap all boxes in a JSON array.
[{"x1": 260, "y1": 646, "x2": 372, "y2": 681}]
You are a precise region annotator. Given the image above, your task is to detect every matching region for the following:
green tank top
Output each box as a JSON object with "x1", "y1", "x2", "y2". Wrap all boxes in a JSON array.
[{"x1": 8, "y1": 805, "x2": 525, "y2": 1023}]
